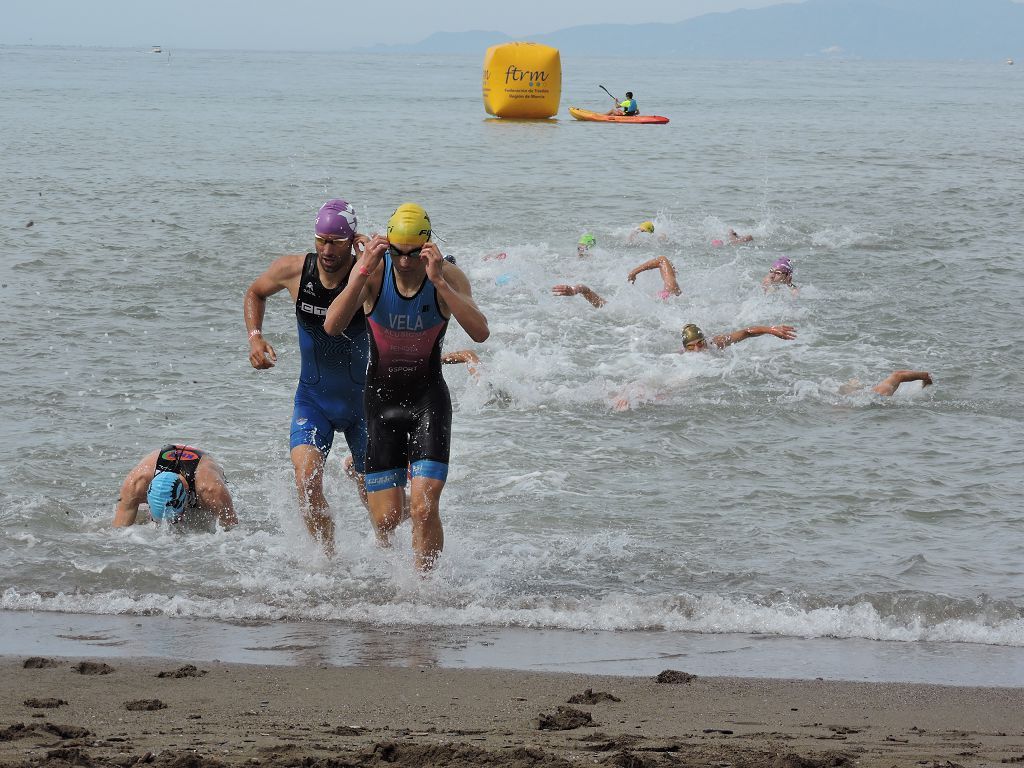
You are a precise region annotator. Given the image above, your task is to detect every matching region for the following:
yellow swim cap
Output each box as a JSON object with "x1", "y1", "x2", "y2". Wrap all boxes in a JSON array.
[
  {"x1": 387, "y1": 203, "x2": 432, "y2": 246},
  {"x1": 639, "y1": 221, "x2": 655, "y2": 233}
]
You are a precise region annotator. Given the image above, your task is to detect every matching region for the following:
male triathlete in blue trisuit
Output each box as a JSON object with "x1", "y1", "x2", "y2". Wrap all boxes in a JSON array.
[
  {"x1": 244, "y1": 199, "x2": 369, "y2": 556},
  {"x1": 323, "y1": 203, "x2": 489, "y2": 570}
]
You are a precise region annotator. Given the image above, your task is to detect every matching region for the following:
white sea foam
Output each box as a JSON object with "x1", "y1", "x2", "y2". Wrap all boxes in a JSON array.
[{"x1": 4, "y1": 588, "x2": 1022, "y2": 647}]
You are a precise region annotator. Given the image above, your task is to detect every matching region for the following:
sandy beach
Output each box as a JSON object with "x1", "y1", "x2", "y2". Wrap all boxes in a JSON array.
[{"x1": 2, "y1": 655, "x2": 1023, "y2": 768}]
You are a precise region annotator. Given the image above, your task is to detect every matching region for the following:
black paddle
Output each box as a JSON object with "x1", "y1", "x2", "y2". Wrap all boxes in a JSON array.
[{"x1": 599, "y1": 84, "x2": 619, "y2": 103}]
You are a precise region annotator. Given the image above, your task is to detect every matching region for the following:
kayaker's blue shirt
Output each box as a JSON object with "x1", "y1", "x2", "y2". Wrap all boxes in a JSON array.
[{"x1": 620, "y1": 98, "x2": 638, "y2": 115}]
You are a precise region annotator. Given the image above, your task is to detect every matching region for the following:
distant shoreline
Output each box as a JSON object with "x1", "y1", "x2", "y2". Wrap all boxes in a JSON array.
[{"x1": 0, "y1": 43, "x2": 1018, "y2": 65}]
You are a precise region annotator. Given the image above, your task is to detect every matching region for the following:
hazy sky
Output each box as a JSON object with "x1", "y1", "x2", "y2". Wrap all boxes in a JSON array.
[{"x1": 2, "y1": 0, "x2": 796, "y2": 49}]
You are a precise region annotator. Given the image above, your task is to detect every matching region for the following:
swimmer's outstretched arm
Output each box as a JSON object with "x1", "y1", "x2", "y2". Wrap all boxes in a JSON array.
[
  {"x1": 551, "y1": 284, "x2": 606, "y2": 308},
  {"x1": 324, "y1": 235, "x2": 387, "y2": 336},
  {"x1": 627, "y1": 256, "x2": 681, "y2": 296},
  {"x1": 441, "y1": 350, "x2": 480, "y2": 365},
  {"x1": 713, "y1": 325, "x2": 797, "y2": 349},
  {"x1": 442, "y1": 349, "x2": 481, "y2": 379},
  {"x1": 872, "y1": 370, "x2": 933, "y2": 397},
  {"x1": 425, "y1": 243, "x2": 490, "y2": 342}
]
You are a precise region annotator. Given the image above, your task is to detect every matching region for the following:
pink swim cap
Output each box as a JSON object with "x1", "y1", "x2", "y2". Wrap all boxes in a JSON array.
[
  {"x1": 711, "y1": 239, "x2": 724, "y2": 247},
  {"x1": 315, "y1": 199, "x2": 357, "y2": 239},
  {"x1": 771, "y1": 257, "x2": 793, "y2": 275}
]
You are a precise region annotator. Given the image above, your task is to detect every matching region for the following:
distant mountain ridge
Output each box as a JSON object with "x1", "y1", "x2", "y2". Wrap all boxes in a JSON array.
[{"x1": 370, "y1": 0, "x2": 1024, "y2": 60}]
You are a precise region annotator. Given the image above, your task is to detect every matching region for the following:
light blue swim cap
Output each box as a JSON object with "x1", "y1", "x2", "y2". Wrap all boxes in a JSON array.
[{"x1": 147, "y1": 471, "x2": 188, "y2": 522}]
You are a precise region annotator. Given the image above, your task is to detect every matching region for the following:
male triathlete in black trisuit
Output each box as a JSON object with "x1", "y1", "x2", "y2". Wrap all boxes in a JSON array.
[{"x1": 323, "y1": 203, "x2": 489, "y2": 570}]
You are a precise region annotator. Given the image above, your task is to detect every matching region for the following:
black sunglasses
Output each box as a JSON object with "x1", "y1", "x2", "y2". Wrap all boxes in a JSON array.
[{"x1": 387, "y1": 244, "x2": 423, "y2": 260}]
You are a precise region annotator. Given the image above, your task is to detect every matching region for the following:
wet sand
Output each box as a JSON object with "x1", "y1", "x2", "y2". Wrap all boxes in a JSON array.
[
  {"x1": 6, "y1": 610, "x2": 1024, "y2": 686},
  {"x1": 2, "y1": 655, "x2": 1023, "y2": 767}
]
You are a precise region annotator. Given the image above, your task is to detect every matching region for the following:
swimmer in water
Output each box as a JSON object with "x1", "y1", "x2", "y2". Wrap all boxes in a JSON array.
[
  {"x1": 680, "y1": 323, "x2": 797, "y2": 352},
  {"x1": 762, "y1": 257, "x2": 799, "y2": 295},
  {"x1": 729, "y1": 228, "x2": 754, "y2": 244},
  {"x1": 551, "y1": 283, "x2": 607, "y2": 308},
  {"x1": 552, "y1": 255, "x2": 681, "y2": 307},
  {"x1": 114, "y1": 445, "x2": 237, "y2": 530},
  {"x1": 442, "y1": 349, "x2": 482, "y2": 379},
  {"x1": 577, "y1": 233, "x2": 596, "y2": 258},
  {"x1": 872, "y1": 370, "x2": 933, "y2": 396},
  {"x1": 626, "y1": 220, "x2": 657, "y2": 246},
  {"x1": 244, "y1": 199, "x2": 370, "y2": 556},
  {"x1": 323, "y1": 203, "x2": 489, "y2": 571},
  {"x1": 627, "y1": 255, "x2": 681, "y2": 298},
  {"x1": 839, "y1": 370, "x2": 934, "y2": 397}
]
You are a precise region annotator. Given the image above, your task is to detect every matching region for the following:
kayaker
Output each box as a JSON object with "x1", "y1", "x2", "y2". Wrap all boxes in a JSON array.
[{"x1": 607, "y1": 91, "x2": 639, "y2": 116}]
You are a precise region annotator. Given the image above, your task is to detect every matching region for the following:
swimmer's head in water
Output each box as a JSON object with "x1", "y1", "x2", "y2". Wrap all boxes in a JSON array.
[
  {"x1": 146, "y1": 471, "x2": 188, "y2": 523},
  {"x1": 681, "y1": 323, "x2": 707, "y2": 351},
  {"x1": 387, "y1": 203, "x2": 432, "y2": 247},
  {"x1": 639, "y1": 221, "x2": 655, "y2": 233},
  {"x1": 578, "y1": 233, "x2": 596, "y2": 247},
  {"x1": 770, "y1": 257, "x2": 793, "y2": 275},
  {"x1": 315, "y1": 199, "x2": 357, "y2": 239},
  {"x1": 838, "y1": 379, "x2": 863, "y2": 396}
]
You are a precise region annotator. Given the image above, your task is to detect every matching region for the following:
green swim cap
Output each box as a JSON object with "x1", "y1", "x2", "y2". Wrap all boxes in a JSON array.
[
  {"x1": 578, "y1": 233, "x2": 596, "y2": 247},
  {"x1": 681, "y1": 324, "x2": 706, "y2": 346}
]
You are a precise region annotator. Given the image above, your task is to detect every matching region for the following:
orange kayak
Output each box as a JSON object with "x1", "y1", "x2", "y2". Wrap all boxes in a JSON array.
[{"x1": 569, "y1": 107, "x2": 669, "y2": 124}]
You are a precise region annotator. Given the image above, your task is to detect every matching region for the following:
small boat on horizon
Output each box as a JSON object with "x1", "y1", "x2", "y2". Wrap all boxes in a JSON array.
[
  {"x1": 1007, "y1": 58, "x2": 1014, "y2": 65},
  {"x1": 151, "y1": 45, "x2": 162, "y2": 53}
]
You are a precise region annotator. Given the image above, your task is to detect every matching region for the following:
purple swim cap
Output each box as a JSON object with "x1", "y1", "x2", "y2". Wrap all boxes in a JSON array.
[
  {"x1": 315, "y1": 199, "x2": 357, "y2": 239},
  {"x1": 771, "y1": 257, "x2": 793, "y2": 274}
]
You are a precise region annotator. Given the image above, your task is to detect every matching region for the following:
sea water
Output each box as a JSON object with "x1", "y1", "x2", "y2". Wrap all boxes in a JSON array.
[{"x1": 1, "y1": 46, "x2": 1022, "y2": 681}]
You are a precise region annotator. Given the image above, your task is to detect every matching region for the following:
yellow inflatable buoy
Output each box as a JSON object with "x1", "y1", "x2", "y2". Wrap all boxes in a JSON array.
[{"x1": 482, "y1": 42, "x2": 561, "y2": 119}]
